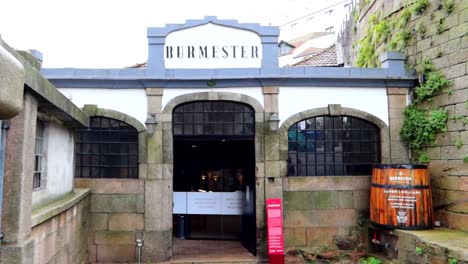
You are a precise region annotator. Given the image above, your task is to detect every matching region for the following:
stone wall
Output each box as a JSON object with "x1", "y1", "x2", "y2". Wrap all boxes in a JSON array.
[
  {"x1": 283, "y1": 176, "x2": 370, "y2": 249},
  {"x1": 75, "y1": 179, "x2": 145, "y2": 263},
  {"x1": 30, "y1": 189, "x2": 90, "y2": 264},
  {"x1": 340, "y1": 0, "x2": 468, "y2": 231}
]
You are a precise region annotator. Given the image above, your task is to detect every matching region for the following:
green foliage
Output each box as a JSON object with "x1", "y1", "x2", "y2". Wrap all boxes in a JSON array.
[
  {"x1": 374, "y1": 19, "x2": 391, "y2": 42},
  {"x1": 415, "y1": 246, "x2": 424, "y2": 255},
  {"x1": 418, "y1": 152, "x2": 430, "y2": 164},
  {"x1": 454, "y1": 136, "x2": 463, "y2": 149},
  {"x1": 463, "y1": 156, "x2": 468, "y2": 163},
  {"x1": 357, "y1": 35, "x2": 378, "y2": 67},
  {"x1": 388, "y1": 31, "x2": 412, "y2": 51},
  {"x1": 414, "y1": 71, "x2": 452, "y2": 103},
  {"x1": 369, "y1": 12, "x2": 380, "y2": 25},
  {"x1": 436, "y1": 19, "x2": 445, "y2": 34},
  {"x1": 359, "y1": 256, "x2": 382, "y2": 264},
  {"x1": 419, "y1": 58, "x2": 435, "y2": 74},
  {"x1": 353, "y1": 9, "x2": 360, "y2": 22},
  {"x1": 417, "y1": 22, "x2": 426, "y2": 38},
  {"x1": 441, "y1": 0, "x2": 455, "y2": 14},
  {"x1": 400, "y1": 106, "x2": 448, "y2": 150},
  {"x1": 448, "y1": 257, "x2": 458, "y2": 264},
  {"x1": 412, "y1": 0, "x2": 429, "y2": 14},
  {"x1": 398, "y1": 8, "x2": 412, "y2": 29}
]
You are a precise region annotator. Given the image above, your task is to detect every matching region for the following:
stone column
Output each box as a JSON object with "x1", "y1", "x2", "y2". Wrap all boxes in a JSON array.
[
  {"x1": 387, "y1": 88, "x2": 410, "y2": 163},
  {"x1": 1, "y1": 92, "x2": 36, "y2": 263},
  {"x1": 143, "y1": 88, "x2": 172, "y2": 261},
  {"x1": 262, "y1": 86, "x2": 283, "y2": 199}
]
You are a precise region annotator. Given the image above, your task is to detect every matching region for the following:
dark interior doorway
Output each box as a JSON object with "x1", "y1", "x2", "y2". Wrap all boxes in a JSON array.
[
  {"x1": 172, "y1": 101, "x2": 256, "y2": 255},
  {"x1": 174, "y1": 139, "x2": 254, "y2": 240}
]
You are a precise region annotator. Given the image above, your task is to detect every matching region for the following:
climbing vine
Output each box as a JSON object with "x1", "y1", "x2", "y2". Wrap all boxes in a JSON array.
[{"x1": 353, "y1": 0, "x2": 458, "y2": 163}]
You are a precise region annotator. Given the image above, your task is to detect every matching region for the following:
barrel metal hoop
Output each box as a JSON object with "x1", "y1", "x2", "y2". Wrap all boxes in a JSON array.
[{"x1": 371, "y1": 183, "x2": 430, "y2": 189}]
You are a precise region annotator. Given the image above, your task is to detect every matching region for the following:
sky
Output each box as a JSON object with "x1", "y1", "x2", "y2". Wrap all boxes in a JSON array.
[{"x1": 0, "y1": 0, "x2": 330, "y2": 68}]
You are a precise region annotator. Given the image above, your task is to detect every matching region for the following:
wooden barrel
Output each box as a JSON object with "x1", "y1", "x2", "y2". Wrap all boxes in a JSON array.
[{"x1": 370, "y1": 164, "x2": 433, "y2": 229}]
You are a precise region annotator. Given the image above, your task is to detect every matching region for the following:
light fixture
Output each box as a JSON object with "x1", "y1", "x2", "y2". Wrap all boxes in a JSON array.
[
  {"x1": 145, "y1": 114, "x2": 158, "y2": 136},
  {"x1": 268, "y1": 113, "x2": 280, "y2": 132}
]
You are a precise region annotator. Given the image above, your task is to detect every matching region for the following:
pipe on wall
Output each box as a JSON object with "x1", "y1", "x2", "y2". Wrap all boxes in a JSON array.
[{"x1": 0, "y1": 120, "x2": 7, "y2": 241}]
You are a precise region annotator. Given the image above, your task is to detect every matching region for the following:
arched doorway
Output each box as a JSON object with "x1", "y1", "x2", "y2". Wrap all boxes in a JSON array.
[{"x1": 172, "y1": 100, "x2": 257, "y2": 255}]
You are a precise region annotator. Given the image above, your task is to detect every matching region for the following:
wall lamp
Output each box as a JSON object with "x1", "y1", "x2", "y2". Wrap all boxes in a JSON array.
[
  {"x1": 145, "y1": 114, "x2": 158, "y2": 136},
  {"x1": 268, "y1": 113, "x2": 280, "y2": 132}
]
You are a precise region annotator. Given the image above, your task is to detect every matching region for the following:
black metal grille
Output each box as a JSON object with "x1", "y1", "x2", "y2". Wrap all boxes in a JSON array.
[
  {"x1": 287, "y1": 116, "x2": 380, "y2": 176},
  {"x1": 173, "y1": 101, "x2": 255, "y2": 137},
  {"x1": 75, "y1": 117, "x2": 138, "y2": 178},
  {"x1": 33, "y1": 120, "x2": 44, "y2": 189}
]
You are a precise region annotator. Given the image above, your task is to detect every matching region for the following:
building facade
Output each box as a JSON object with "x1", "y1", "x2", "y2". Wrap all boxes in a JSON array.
[
  {"x1": 0, "y1": 16, "x2": 419, "y2": 263},
  {"x1": 41, "y1": 17, "x2": 415, "y2": 262}
]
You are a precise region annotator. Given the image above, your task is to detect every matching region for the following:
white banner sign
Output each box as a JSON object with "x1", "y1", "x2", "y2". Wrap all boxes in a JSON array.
[
  {"x1": 173, "y1": 191, "x2": 242, "y2": 215},
  {"x1": 164, "y1": 23, "x2": 262, "y2": 69}
]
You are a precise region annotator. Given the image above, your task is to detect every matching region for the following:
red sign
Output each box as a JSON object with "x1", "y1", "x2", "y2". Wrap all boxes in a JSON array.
[{"x1": 266, "y1": 198, "x2": 285, "y2": 264}]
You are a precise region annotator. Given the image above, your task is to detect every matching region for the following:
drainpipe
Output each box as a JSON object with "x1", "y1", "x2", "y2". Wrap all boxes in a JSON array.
[{"x1": 0, "y1": 120, "x2": 8, "y2": 242}]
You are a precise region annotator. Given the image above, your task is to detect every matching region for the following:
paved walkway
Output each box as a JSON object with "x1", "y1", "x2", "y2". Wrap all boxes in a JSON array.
[{"x1": 170, "y1": 238, "x2": 258, "y2": 263}]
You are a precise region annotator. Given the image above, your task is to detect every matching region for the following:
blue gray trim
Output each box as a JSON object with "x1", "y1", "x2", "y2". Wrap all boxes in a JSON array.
[
  {"x1": 50, "y1": 78, "x2": 415, "y2": 89},
  {"x1": 147, "y1": 16, "x2": 278, "y2": 37},
  {"x1": 146, "y1": 16, "x2": 280, "y2": 76},
  {"x1": 40, "y1": 17, "x2": 417, "y2": 89}
]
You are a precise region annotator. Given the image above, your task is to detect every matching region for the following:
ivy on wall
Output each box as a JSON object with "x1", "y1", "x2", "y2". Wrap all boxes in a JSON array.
[{"x1": 354, "y1": 0, "x2": 457, "y2": 164}]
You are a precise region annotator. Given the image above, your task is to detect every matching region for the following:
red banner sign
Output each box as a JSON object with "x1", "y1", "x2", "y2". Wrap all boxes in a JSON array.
[{"x1": 266, "y1": 198, "x2": 284, "y2": 263}]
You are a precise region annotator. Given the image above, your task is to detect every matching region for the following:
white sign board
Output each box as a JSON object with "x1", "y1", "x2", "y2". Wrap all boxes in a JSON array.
[
  {"x1": 187, "y1": 192, "x2": 222, "y2": 215},
  {"x1": 221, "y1": 191, "x2": 242, "y2": 215},
  {"x1": 164, "y1": 23, "x2": 262, "y2": 69},
  {"x1": 173, "y1": 192, "x2": 187, "y2": 214},
  {"x1": 174, "y1": 191, "x2": 243, "y2": 215}
]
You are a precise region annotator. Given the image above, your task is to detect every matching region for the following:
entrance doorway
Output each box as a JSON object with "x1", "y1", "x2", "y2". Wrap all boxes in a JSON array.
[{"x1": 172, "y1": 101, "x2": 256, "y2": 255}]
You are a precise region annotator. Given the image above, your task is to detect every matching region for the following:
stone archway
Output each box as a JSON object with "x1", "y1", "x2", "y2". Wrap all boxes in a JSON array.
[{"x1": 159, "y1": 92, "x2": 266, "y2": 257}]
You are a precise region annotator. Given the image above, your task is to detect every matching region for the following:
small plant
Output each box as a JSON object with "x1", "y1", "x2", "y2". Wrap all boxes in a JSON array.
[
  {"x1": 374, "y1": 19, "x2": 391, "y2": 42},
  {"x1": 401, "y1": 106, "x2": 448, "y2": 150},
  {"x1": 454, "y1": 136, "x2": 463, "y2": 149},
  {"x1": 418, "y1": 152, "x2": 430, "y2": 164},
  {"x1": 448, "y1": 257, "x2": 458, "y2": 264},
  {"x1": 414, "y1": 71, "x2": 452, "y2": 103},
  {"x1": 359, "y1": 256, "x2": 382, "y2": 264},
  {"x1": 463, "y1": 156, "x2": 468, "y2": 163},
  {"x1": 398, "y1": 8, "x2": 412, "y2": 29},
  {"x1": 441, "y1": 0, "x2": 455, "y2": 14},
  {"x1": 353, "y1": 9, "x2": 360, "y2": 22},
  {"x1": 412, "y1": 0, "x2": 428, "y2": 14},
  {"x1": 436, "y1": 48, "x2": 443, "y2": 58},
  {"x1": 436, "y1": 19, "x2": 445, "y2": 34},
  {"x1": 415, "y1": 246, "x2": 424, "y2": 255},
  {"x1": 388, "y1": 31, "x2": 411, "y2": 51},
  {"x1": 417, "y1": 22, "x2": 426, "y2": 38}
]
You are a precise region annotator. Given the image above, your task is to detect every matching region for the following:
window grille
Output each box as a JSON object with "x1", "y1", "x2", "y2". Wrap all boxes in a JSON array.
[
  {"x1": 173, "y1": 101, "x2": 255, "y2": 138},
  {"x1": 287, "y1": 116, "x2": 380, "y2": 176},
  {"x1": 33, "y1": 121, "x2": 44, "y2": 190},
  {"x1": 75, "y1": 117, "x2": 138, "y2": 178}
]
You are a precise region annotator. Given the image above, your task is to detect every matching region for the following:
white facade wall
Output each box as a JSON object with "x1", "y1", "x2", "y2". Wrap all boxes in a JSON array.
[
  {"x1": 162, "y1": 88, "x2": 264, "y2": 110},
  {"x1": 278, "y1": 87, "x2": 389, "y2": 126},
  {"x1": 58, "y1": 88, "x2": 147, "y2": 125},
  {"x1": 32, "y1": 122, "x2": 74, "y2": 207},
  {"x1": 279, "y1": 0, "x2": 352, "y2": 41}
]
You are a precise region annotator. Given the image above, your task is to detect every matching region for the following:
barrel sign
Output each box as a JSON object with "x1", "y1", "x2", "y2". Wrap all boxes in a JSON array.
[{"x1": 370, "y1": 164, "x2": 433, "y2": 229}]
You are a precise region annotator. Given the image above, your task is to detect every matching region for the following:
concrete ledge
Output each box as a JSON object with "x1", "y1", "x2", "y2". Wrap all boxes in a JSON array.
[
  {"x1": 0, "y1": 39, "x2": 88, "y2": 127},
  {"x1": 396, "y1": 228, "x2": 468, "y2": 262},
  {"x1": 31, "y1": 188, "x2": 90, "y2": 227}
]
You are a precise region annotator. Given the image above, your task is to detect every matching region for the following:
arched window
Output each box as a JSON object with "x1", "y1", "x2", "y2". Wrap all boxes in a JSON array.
[
  {"x1": 172, "y1": 101, "x2": 255, "y2": 138},
  {"x1": 287, "y1": 116, "x2": 380, "y2": 176},
  {"x1": 75, "y1": 116, "x2": 138, "y2": 178}
]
